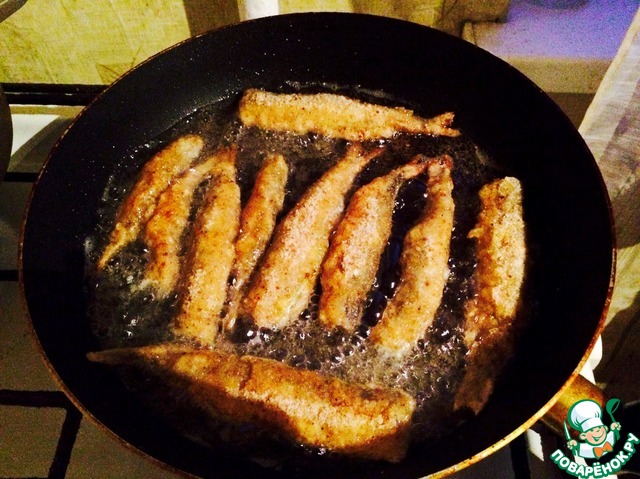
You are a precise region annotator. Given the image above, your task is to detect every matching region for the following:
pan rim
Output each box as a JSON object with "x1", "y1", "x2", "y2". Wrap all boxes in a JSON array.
[{"x1": 18, "y1": 11, "x2": 616, "y2": 478}]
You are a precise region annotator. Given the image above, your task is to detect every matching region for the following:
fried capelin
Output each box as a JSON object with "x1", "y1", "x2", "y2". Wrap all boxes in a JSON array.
[
  {"x1": 98, "y1": 135, "x2": 204, "y2": 269},
  {"x1": 318, "y1": 155, "x2": 431, "y2": 332},
  {"x1": 454, "y1": 177, "x2": 526, "y2": 415},
  {"x1": 88, "y1": 344, "x2": 416, "y2": 463},
  {"x1": 224, "y1": 154, "x2": 288, "y2": 331},
  {"x1": 171, "y1": 146, "x2": 240, "y2": 346},
  {"x1": 239, "y1": 89, "x2": 459, "y2": 141},
  {"x1": 369, "y1": 156, "x2": 455, "y2": 356},
  {"x1": 241, "y1": 143, "x2": 384, "y2": 330},
  {"x1": 139, "y1": 155, "x2": 219, "y2": 297}
]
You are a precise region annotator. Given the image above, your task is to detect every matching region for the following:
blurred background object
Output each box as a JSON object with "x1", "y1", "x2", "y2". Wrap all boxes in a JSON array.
[
  {"x1": 0, "y1": 85, "x2": 11, "y2": 181},
  {"x1": 0, "y1": 0, "x2": 26, "y2": 180},
  {"x1": 463, "y1": 0, "x2": 639, "y2": 129},
  {"x1": 0, "y1": 0, "x2": 510, "y2": 85},
  {"x1": 0, "y1": 0, "x2": 194, "y2": 85}
]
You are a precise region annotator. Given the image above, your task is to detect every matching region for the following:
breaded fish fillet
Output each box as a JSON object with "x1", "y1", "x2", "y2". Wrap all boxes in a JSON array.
[
  {"x1": 241, "y1": 144, "x2": 383, "y2": 330},
  {"x1": 140, "y1": 155, "x2": 219, "y2": 297},
  {"x1": 171, "y1": 146, "x2": 240, "y2": 346},
  {"x1": 239, "y1": 89, "x2": 459, "y2": 141},
  {"x1": 98, "y1": 135, "x2": 204, "y2": 269},
  {"x1": 369, "y1": 156, "x2": 455, "y2": 356},
  {"x1": 88, "y1": 344, "x2": 415, "y2": 463},
  {"x1": 454, "y1": 177, "x2": 526, "y2": 415},
  {"x1": 318, "y1": 156, "x2": 431, "y2": 332},
  {"x1": 224, "y1": 154, "x2": 288, "y2": 330}
]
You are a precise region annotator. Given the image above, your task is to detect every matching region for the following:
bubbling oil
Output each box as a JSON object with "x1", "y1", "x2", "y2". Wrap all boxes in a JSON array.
[{"x1": 87, "y1": 88, "x2": 501, "y2": 450}]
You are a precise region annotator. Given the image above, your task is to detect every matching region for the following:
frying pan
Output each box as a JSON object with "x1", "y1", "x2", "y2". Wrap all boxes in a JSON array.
[{"x1": 20, "y1": 13, "x2": 615, "y2": 478}]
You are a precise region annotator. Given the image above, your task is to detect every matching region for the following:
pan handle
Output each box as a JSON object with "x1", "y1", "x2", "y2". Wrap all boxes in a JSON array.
[{"x1": 543, "y1": 375, "x2": 640, "y2": 476}]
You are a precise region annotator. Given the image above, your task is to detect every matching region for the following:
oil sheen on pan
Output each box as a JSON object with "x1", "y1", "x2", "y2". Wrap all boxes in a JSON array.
[{"x1": 86, "y1": 88, "x2": 528, "y2": 466}]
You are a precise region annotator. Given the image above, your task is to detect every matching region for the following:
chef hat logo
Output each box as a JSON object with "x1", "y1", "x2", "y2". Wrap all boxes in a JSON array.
[{"x1": 568, "y1": 399, "x2": 605, "y2": 433}]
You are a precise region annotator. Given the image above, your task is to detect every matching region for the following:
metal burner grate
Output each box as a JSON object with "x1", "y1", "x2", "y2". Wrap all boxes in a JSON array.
[{"x1": 0, "y1": 390, "x2": 81, "y2": 479}]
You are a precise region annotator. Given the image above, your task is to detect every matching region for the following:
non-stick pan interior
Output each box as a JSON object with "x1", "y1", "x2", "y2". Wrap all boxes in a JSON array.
[{"x1": 21, "y1": 13, "x2": 613, "y2": 478}]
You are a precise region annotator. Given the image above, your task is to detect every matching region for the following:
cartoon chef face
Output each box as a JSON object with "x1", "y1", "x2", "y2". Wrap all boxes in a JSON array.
[
  {"x1": 569, "y1": 399, "x2": 609, "y2": 444},
  {"x1": 581, "y1": 424, "x2": 609, "y2": 445}
]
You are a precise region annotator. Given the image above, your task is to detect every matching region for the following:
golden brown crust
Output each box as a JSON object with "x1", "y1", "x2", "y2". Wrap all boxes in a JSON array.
[
  {"x1": 98, "y1": 135, "x2": 204, "y2": 269},
  {"x1": 88, "y1": 344, "x2": 416, "y2": 463},
  {"x1": 241, "y1": 144, "x2": 384, "y2": 330},
  {"x1": 92, "y1": 89, "x2": 530, "y2": 457},
  {"x1": 224, "y1": 154, "x2": 289, "y2": 331},
  {"x1": 318, "y1": 156, "x2": 431, "y2": 331},
  {"x1": 239, "y1": 89, "x2": 459, "y2": 141},
  {"x1": 369, "y1": 156, "x2": 455, "y2": 356},
  {"x1": 140, "y1": 155, "x2": 219, "y2": 297},
  {"x1": 454, "y1": 177, "x2": 526, "y2": 414},
  {"x1": 171, "y1": 146, "x2": 240, "y2": 346}
]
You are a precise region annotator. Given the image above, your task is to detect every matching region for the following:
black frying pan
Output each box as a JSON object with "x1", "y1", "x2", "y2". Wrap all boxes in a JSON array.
[{"x1": 20, "y1": 13, "x2": 614, "y2": 478}]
